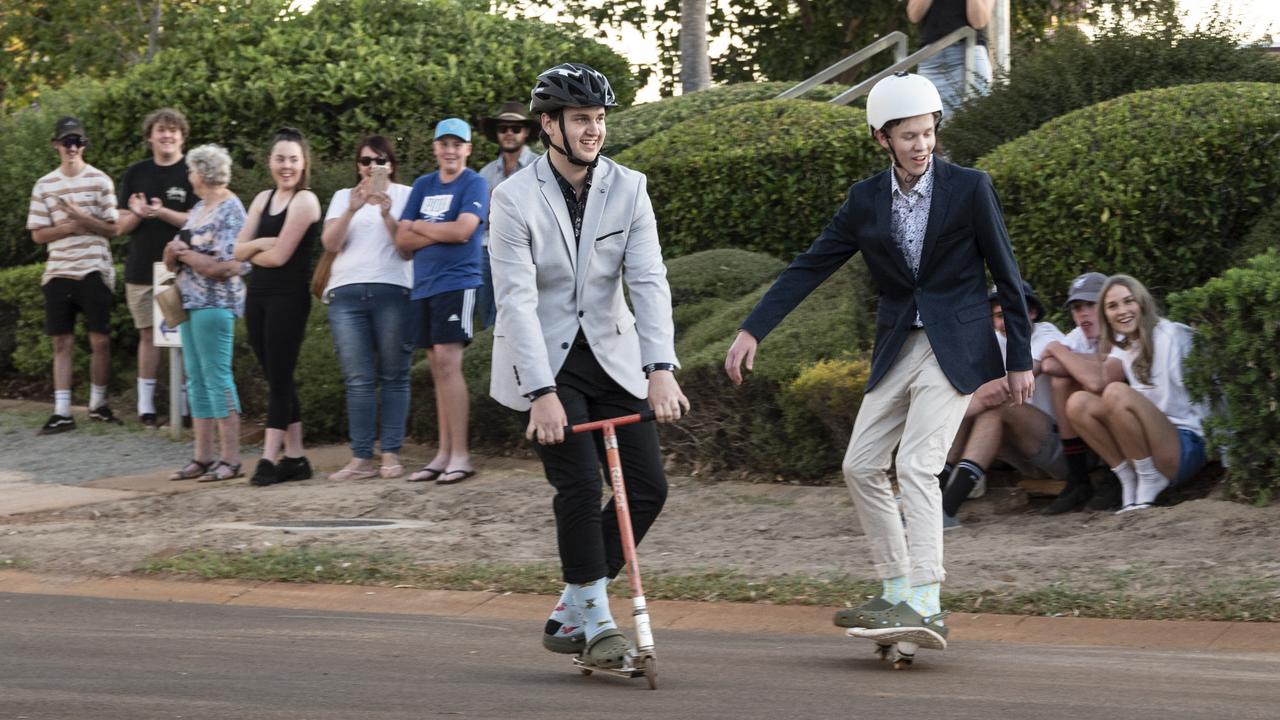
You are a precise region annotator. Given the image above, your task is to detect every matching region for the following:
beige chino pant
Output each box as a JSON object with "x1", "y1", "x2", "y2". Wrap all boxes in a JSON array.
[{"x1": 842, "y1": 330, "x2": 971, "y2": 586}]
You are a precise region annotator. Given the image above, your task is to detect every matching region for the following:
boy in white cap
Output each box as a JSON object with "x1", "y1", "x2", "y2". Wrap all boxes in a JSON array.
[{"x1": 725, "y1": 72, "x2": 1033, "y2": 666}]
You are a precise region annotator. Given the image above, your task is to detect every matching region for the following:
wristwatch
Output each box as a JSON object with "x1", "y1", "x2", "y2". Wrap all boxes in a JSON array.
[
  {"x1": 643, "y1": 362, "x2": 677, "y2": 378},
  {"x1": 524, "y1": 386, "x2": 557, "y2": 401}
]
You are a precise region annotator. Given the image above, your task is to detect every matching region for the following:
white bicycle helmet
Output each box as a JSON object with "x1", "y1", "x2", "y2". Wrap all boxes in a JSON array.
[{"x1": 866, "y1": 72, "x2": 943, "y2": 132}]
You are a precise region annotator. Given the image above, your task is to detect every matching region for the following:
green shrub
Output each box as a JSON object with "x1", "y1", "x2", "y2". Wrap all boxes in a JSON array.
[
  {"x1": 1168, "y1": 251, "x2": 1280, "y2": 505},
  {"x1": 0, "y1": 0, "x2": 633, "y2": 269},
  {"x1": 665, "y1": 249, "x2": 786, "y2": 334},
  {"x1": 1232, "y1": 202, "x2": 1280, "y2": 268},
  {"x1": 607, "y1": 82, "x2": 845, "y2": 156},
  {"x1": 944, "y1": 22, "x2": 1280, "y2": 166},
  {"x1": 668, "y1": 260, "x2": 877, "y2": 480},
  {"x1": 0, "y1": 262, "x2": 136, "y2": 397},
  {"x1": 616, "y1": 99, "x2": 885, "y2": 261},
  {"x1": 979, "y1": 82, "x2": 1280, "y2": 310}
]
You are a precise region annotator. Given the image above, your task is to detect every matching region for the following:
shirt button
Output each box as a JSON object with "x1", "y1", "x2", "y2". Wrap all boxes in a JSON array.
[
  {"x1": 561, "y1": 342, "x2": 570, "y2": 349},
  {"x1": 578, "y1": 311, "x2": 584, "y2": 318}
]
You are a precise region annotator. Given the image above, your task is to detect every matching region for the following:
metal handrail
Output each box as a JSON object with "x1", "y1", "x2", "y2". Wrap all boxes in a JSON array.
[
  {"x1": 830, "y1": 26, "x2": 975, "y2": 105},
  {"x1": 775, "y1": 31, "x2": 909, "y2": 100}
]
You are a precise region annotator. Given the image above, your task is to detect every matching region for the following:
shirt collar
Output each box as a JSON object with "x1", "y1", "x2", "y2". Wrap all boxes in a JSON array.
[
  {"x1": 549, "y1": 159, "x2": 593, "y2": 203},
  {"x1": 889, "y1": 156, "x2": 934, "y2": 199}
]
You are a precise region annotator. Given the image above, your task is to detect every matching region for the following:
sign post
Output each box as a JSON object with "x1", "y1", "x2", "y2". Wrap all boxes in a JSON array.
[{"x1": 152, "y1": 262, "x2": 184, "y2": 441}]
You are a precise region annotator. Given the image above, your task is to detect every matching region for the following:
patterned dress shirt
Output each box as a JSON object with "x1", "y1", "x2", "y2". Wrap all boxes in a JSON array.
[{"x1": 890, "y1": 159, "x2": 934, "y2": 326}]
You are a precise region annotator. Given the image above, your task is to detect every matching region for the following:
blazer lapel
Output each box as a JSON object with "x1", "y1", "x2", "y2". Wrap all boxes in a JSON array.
[
  {"x1": 575, "y1": 163, "x2": 610, "y2": 300},
  {"x1": 535, "y1": 158, "x2": 577, "y2": 268},
  {"x1": 874, "y1": 170, "x2": 915, "y2": 284},
  {"x1": 917, "y1": 158, "x2": 952, "y2": 275}
]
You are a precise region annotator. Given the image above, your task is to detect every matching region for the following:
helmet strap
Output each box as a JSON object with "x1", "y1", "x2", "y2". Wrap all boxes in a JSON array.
[{"x1": 549, "y1": 112, "x2": 597, "y2": 168}]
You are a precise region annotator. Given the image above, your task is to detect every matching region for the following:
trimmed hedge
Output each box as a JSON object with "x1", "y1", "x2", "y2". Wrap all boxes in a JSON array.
[
  {"x1": 979, "y1": 82, "x2": 1280, "y2": 310},
  {"x1": 616, "y1": 99, "x2": 886, "y2": 260},
  {"x1": 665, "y1": 249, "x2": 786, "y2": 334},
  {"x1": 1168, "y1": 251, "x2": 1280, "y2": 505},
  {"x1": 0, "y1": 0, "x2": 634, "y2": 269},
  {"x1": 607, "y1": 82, "x2": 845, "y2": 156},
  {"x1": 668, "y1": 257, "x2": 878, "y2": 479},
  {"x1": 944, "y1": 23, "x2": 1280, "y2": 166}
]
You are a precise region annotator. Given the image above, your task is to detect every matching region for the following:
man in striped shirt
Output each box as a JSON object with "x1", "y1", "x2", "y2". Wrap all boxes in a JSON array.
[{"x1": 26, "y1": 116, "x2": 121, "y2": 434}]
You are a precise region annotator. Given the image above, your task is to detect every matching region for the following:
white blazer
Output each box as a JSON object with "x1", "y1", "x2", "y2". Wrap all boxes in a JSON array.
[{"x1": 488, "y1": 155, "x2": 678, "y2": 411}]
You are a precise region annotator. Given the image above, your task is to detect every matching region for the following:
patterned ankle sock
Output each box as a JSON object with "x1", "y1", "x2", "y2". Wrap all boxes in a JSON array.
[
  {"x1": 545, "y1": 584, "x2": 583, "y2": 638},
  {"x1": 882, "y1": 575, "x2": 911, "y2": 604},
  {"x1": 570, "y1": 578, "x2": 617, "y2": 642},
  {"x1": 906, "y1": 582, "x2": 942, "y2": 624},
  {"x1": 942, "y1": 460, "x2": 985, "y2": 516}
]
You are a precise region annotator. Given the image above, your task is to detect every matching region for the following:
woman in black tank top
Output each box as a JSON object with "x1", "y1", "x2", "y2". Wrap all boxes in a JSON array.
[{"x1": 233, "y1": 128, "x2": 323, "y2": 487}]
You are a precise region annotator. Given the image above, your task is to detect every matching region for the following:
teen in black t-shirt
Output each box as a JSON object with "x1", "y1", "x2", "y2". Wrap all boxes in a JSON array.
[{"x1": 116, "y1": 108, "x2": 196, "y2": 425}]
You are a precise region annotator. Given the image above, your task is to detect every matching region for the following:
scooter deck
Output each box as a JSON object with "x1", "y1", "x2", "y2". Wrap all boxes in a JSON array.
[{"x1": 572, "y1": 652, "x2": 658, "y2": 688}]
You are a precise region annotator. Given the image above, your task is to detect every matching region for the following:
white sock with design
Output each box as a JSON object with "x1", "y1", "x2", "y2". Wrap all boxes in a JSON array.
[
  {"x1": 570, "y1": 577, "x2": 617, "y2": 642},
  {"x1": 1112, "y1": 461, "x2": 1138, "y2": 507},
  {"x1": 906, "y1": 582, "x2": 942, "y2": 621},
  {"x1": 138, "y1": 378, "x2": 157, "y2": 415},
  {"x1": 54, "y1": 390, "x2": 72, "y2": 417},
  {"x1": 545, "y1": 584, "x2": 583, "y2": 639},
  {"x1": 882, "y1": 575, "x2": 910, "y2": 604}
]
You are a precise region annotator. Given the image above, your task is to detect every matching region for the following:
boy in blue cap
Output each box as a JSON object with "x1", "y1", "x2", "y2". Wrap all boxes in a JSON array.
[{"x1": 396, "y1": 118, "x2": 489, "y2": 485}]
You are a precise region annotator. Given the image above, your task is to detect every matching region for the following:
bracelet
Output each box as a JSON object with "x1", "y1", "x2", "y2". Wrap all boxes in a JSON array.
[
  {"x1": 524, "y1": 386, "x2": 557, "y2": 401},
  {"x1": 643, "y1": 362, "x2": 677, "y2": 378}
]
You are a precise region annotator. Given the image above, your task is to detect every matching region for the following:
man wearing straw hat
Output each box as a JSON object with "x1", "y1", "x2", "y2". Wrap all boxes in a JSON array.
[{"x1": 476, "y1": 101, "x2": 540, "y2": 330}]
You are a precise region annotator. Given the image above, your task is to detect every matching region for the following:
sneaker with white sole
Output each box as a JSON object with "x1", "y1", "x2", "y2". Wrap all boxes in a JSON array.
[
  {"x1": 844, "y1": 601, "x2": 950, "y2": 650},
  {"x1": 38, "y1": 414, "x2": 76, "y2": 435},
  {"x1": 88, "y1": 405, "x2": 122, "y2": 425}
]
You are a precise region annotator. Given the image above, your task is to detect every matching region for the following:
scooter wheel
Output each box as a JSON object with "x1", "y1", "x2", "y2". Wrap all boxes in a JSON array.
[
  {"x1": 580, "y1": 668, "x2": 593, "y2": 676},
  {"x1": 644, "y1": 656, "x2": 658, "y2": 690}
]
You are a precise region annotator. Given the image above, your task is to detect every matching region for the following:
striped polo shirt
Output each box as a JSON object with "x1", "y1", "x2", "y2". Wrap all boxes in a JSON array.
[{"x1": 26, "y1": 164, "x2": 119, "y2": 288}]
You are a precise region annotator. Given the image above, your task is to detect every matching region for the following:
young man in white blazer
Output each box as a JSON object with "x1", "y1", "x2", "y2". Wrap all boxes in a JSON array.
[{"x1": 488, "y1": 64, "x2": 689, "y2": 670}]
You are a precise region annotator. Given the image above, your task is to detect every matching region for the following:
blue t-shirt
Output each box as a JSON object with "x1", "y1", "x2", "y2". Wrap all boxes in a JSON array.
[{"x1": 400, "y1": 168, "x2": 488, "y2": 300}]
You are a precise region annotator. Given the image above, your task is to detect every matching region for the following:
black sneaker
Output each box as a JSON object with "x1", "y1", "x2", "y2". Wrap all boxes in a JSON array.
[
  {"x1": 38, "y1": 414, "x2": 76, "y2": 435},
  {"x1": 249, "y1": 459, "x2": 280, "y2": 486},
  {"x1": 277, "y1": 456, "x2": 313, "y2": 482},
  {"x1": 1087, "y1": 472, "x2": 1123, "y2": 511},
  {"x1": 88, "y1": 405, "x2": 123, "y2": 425},
  {"x1": 1042, "y1": 484, "x2": 1093, "y2": 515},
  {"x1": 139, "y1": 413, "x2": 159, "y2": 428}
]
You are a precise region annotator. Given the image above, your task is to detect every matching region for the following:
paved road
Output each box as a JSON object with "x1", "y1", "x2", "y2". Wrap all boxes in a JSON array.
[{"x1": 2, "y1": 592, "x2": 1276, "y2": 720}]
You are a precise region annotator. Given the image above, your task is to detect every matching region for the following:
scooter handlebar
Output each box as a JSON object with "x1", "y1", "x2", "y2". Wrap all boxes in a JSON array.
[{"x1": 566, "y1": 410, "x2": 657, "y2": 436}]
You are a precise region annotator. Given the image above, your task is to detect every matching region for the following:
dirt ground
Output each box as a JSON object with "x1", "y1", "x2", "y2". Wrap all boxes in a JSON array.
[{"x1": 2, "y1": 400, "x2": 1278, "y2": 612}]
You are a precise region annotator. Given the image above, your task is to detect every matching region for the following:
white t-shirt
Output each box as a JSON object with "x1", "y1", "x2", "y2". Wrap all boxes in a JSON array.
[
  {"x1": 997, "y1": 321, "x2": 1066, "y2": 420},
  {"x1": 323, "y1": 183, "x2": 413, "y2": 295},
  {"x1": 1107, "y1": 319, "x2": 1205, "y2": 437},
  {"x1": 1062, "y1": 326, "x2": 1098, "y2": 354}
]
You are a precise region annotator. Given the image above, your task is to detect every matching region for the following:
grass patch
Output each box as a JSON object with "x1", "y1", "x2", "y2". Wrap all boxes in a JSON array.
[
  {"x1": 137, "y1": 547, "x2": 1279, "y2": 622},
  {"x1": 0, "y1": 555, "x2": 31, "y2": 569}
]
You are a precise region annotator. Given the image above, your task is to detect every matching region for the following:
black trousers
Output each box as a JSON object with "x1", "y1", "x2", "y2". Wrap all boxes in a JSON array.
[
  {"x1": 245, "y1": 290, "x2": 310, "y2": 430},
  {"x1": 533, "y1": 340, "x2": 667, "y2": 584}
]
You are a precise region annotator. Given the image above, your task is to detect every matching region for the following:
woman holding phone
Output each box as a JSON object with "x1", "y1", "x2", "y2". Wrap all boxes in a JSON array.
[
  {"x1": 163, "y1": 144, "x2": 248, "y2": 482},
  {"x1": 320, "y1": 135, "x2": 415, "y2": 480},
  {"x1": 234, "y1": 128, "x2": 322, "y2": 487}
]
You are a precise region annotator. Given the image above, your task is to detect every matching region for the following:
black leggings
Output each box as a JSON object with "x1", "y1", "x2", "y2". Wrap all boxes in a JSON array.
[
  {"x1": 532, "y1": 340, "x2": 668, "y2": 584},
  {"x1": 245, "y1": 291, "x2": 310, "y2": 430}
]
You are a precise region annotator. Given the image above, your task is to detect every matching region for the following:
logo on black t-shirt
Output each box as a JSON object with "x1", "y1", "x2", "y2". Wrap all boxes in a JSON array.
[{"x1": 165, "y1": 186, "x2": 188, "y2": 206}]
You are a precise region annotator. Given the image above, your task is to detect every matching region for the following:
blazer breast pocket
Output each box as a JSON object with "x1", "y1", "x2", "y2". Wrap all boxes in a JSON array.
[
  {"x1": 955, "y1": 299, "x2": 993, "y2": 324},
  {"x1": 595, "y1": 229, "x2": 625, "y2": 243}
]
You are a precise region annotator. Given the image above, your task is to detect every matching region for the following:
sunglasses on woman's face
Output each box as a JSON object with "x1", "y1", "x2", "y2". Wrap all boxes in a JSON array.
[
  {"x1": 358, "y1": 156, "x2": 389, "y2": 166},
  {"x1": 59, "y1": 136, "x2": 88, "y2": 149},
  {"x1": 497, "y1": 125, "x2": 526, "y2": 135}
]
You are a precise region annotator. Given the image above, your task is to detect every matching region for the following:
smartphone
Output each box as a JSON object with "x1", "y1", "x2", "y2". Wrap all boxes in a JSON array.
[
  {"x1": 370, "y1": 165, "x2": 390, "y2": 194},
  {"x1": 178, "y1": 228, "x2": 193, "y2": 246}
]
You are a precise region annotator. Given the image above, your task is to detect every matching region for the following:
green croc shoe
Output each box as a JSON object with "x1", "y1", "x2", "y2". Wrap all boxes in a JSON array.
[
  {"x1": 542, "y1": 630, "x2": 586, "y2": 654},
  {"x1": 579, "y1": 628, "x2": 633, "y2": 669},
  {"x1": 844, "y1": 601, "x2": 950, "y2": 650},
  {"x1": 833, "y1": 596, "x2": 894, "y2": 629}
]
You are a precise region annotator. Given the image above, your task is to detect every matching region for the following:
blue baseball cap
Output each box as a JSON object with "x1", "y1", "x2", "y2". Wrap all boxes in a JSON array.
[{"x1": 434, "y1": 118, "x2": 471, "y2": 142}]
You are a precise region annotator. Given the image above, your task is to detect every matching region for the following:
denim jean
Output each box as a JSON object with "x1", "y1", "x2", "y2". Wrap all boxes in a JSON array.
[
  {"x1": 918, "y1": 43, "x2": 993, "y2": 118},
  {"x1": 326, "y1": 283, "x2": 415, "y2": 458}
]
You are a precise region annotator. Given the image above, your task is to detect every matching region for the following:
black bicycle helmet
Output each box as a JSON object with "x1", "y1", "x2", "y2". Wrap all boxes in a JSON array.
[{"x1": 529, "y1": 63, "x2": 618, "y2": 115}]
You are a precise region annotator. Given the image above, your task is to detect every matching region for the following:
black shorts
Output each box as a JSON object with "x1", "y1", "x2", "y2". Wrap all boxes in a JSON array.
[
  {"x1": 415, "y1": 288, "x2": 476, "y2": 349},
  {"x1": 42, "y1": 272, "x2": 113, "y2": 336}
]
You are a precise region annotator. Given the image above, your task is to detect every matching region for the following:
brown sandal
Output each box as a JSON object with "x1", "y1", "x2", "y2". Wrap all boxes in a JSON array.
[{"x1": 170, "y1": 459, "x2": 213, "y2": 481}]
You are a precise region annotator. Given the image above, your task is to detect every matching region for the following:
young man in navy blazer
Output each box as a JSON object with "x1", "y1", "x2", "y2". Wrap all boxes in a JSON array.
[{"x1": 725, "y1": 72, "x2": 1034, "y2": 665}]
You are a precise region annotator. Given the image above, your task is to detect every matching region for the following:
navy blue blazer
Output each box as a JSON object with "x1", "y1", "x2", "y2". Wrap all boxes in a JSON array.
[{"x1": 741, "y1": 159, "x2": 1031, "y2": 394}]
